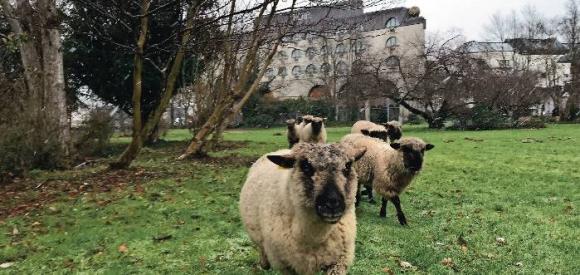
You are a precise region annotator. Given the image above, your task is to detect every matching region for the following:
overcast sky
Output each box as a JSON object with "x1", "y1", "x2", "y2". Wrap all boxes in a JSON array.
[{"x1": 403, "y1": 0, "x2": 570, "y2": 40}]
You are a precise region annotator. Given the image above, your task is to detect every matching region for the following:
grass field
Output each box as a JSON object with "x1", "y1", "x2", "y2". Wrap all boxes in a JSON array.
[{"x1": 1, "y1": 124, "x2": 579, "y2": 274}]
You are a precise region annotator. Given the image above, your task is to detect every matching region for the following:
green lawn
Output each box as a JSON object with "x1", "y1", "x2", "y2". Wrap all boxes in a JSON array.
[{"x1": 1, "y1": 125, "x2": 579, "y2": 274}]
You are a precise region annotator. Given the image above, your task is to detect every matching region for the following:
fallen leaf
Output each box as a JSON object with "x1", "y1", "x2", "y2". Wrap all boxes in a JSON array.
[
  {"x1": 496, "y1": 237, "x2": 506, "y2": 245},
  {"x1": 514, "y1": 262, "x2": 523, "y2": 267},
  {"x1": 382, "y1": 267, "x2": 394, "y2": 274},
  {"x1": 31, "y1": 221, "x2": 41, "y2": 226},
  {"x1": 399, "y1": 260, "x2": 413, "y2": 269},
  {"x1": 118, "y1": 243, "x2": 128, "y2": 253},
  {"x1": 0, "y1": 262, "x2": 14, "y2": 268},
  {"x1": 460, "y1": 244, "x2": 468, "y2": 253},
  {"x1": 12, "y1": 227, "x2": 19, "y2": 235},
  {"x1": 153, "y1": 234, "x2": 173, "y2": 242},
  {"x1": 441, "y1": 257, "x2": 454, "y2": 267}
]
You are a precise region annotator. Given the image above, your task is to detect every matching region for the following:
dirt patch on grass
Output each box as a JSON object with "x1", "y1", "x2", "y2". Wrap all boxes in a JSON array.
[{"x1": 0, "y1": 167, "x2": 169, "y2": 220}]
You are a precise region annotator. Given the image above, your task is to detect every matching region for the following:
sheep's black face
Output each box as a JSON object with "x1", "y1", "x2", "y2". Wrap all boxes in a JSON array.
[
  {"x1": 391, "y1": 141, "x2": 434, "y2": 174},
  {"x1": 267, "y1": 143, "x2": 366, "y2": 224},
  {"x1": 387, "y1": 127, "x2": 402, "y2": 141},
  {"x1": 311, "y1": 120, "x2": 323, "y2": 135}
]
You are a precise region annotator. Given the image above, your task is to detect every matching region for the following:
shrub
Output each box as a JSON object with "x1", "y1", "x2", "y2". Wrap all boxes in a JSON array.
[
  {"x1": 241, "y1": 96, "x2": 335, "y2": 128},
  {"x1": 450, "y1": 105, "x2": 510, "y2": 130},
  {"x1": 406, "y1": 113, "x2": 424, "y2": 125},
  {"x1": 514, "y1": 116, "x2": 546, "y2": 129},
  {"x1": 73, "y1": 109, "x2": 114, "y2": 158}
]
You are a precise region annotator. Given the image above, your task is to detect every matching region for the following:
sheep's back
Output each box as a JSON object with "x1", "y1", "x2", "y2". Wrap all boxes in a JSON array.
[
  {"x1": 351, "y1": 120, "x2": 377, "y2": 134},
  {"x1": 240, "y1": 150, "x2": 292, "y2": 247}
]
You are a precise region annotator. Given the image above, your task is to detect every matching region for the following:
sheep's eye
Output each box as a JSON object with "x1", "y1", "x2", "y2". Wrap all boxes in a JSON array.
[
  {"x1": 343, "y1": 161, "x2": 352, "y2": 177},
  {"x1": 300, "y1": 160, "x2": 315, "y2": 177}
]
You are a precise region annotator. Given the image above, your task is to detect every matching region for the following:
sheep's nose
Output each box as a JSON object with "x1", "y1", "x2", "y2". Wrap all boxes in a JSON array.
[{"x1": 326, "y1": 197, "x2": 340, "y2": 208}]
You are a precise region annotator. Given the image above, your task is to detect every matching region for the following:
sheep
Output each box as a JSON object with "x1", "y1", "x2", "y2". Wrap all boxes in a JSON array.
[
  {"x1": 351, "y1": 120, "x2": 403, "y2": 143},
  {"x1": 299, "y1": 116, "x2": 327, "y2": 144},
  {"x1": 351, "y1": 120, "x2": 389, "y2": 142},
  {"x1": 341, "y1": 134, "x2": 434, "y2": 225},
  {"x1": 239, "y1": 142, "x2": 366, "y2": 274},
  {"x1": 384, "y1": 120, "x2": 403, "y2": 142},
  {"x1": 286, "y1": 119, "x2": 300, "y2": 148}
]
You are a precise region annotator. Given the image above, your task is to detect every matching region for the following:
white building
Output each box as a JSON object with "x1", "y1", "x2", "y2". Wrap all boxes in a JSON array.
[
  {"x1": 461, "y1": 38, "x2": 573, "y2": 115},
  {"x1": 262, "y1": 1, "x2": 426, "y2": 121}
]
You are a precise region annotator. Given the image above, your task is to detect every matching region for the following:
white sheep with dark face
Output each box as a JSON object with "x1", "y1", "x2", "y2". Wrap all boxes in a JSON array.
[
  {"x1": 351, "y1": 120, "x2": 402, "y2": 143},
  {"x1": 240, "y1": 142, "x2": 366, "y2": 274},
  {"x1": 341, "y1": 134, "x2": 434, "y2": 225}
]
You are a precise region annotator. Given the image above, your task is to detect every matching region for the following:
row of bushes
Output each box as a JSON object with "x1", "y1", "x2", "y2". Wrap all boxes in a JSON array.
[{"x1": 241, "y1": 96, "x2": 336, "y2": 128}]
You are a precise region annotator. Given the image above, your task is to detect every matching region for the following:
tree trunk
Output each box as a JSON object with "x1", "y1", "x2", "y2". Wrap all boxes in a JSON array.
[
  {"x1": 110, "y1": 0, "x2": 151, "y2": 169},
  {"x1": 1, "y1": 0, "x2": 71, "y2": 167}
]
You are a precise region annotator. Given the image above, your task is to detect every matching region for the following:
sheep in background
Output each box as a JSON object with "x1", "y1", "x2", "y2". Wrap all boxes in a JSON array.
[
  {"x1": 384, "y1": 120, "x2": 403, "y2": 142},
  {"x1": 351, "y1": 120, "x2": 389, "y2": 142},
  {"x1": 286, "y1": 119, "x2": 299, "y2": 148},
  {"x1": 240, "y1": 142, "x2": 366, "y2": 274},
  {"x1": 299, "y1": 116, "x2": 327, "y2": 144},
  {"x1": 341, "y1": 134, "x2": 434, "y2": 225}
]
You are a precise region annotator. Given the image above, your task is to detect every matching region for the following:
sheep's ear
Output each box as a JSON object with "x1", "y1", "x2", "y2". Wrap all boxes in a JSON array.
[
  {"x1": 267, "y1": 155, "x2": 295, "y2": 168},
  {"x1": 426, "y1": 144, "x2": 435, "y2": 151},
  {"x1": 353, "y1": 147, "x2": 367, "y2": 161},
  {"x1": 390, "y1": 143, "x2": 401, "y2": 150},
  {"x1": 361, "y1": 129, "x2": 370, "y2": 136}
]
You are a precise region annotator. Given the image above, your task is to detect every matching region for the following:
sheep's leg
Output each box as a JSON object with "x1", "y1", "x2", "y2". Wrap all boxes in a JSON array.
[
  {"x1": 355, "y1": 183, "x2": 362, "y2": 207},
  {"x1": 379, "y1": 197, "x2": 388, "y2": 218},
  {"x1": 325, "y1": 263, "x2": 347, "y2": 275},
  {"x1": 367, "y1": 186, "x2": 376, "y2": 204},
  {"x1": 391, "y1": 195, "x2": 407, "y2": 225},
  {"x1": 258, "y1": 248, "x2": 270, "y2": 270}
]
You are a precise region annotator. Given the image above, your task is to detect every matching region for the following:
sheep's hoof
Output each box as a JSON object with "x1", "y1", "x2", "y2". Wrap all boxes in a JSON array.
[
  {"x1": 397, "y1": 214, "x2": 408, "y2": 226},
  {"x1": 379, "y1": 210, "x2": 386, "y2": 218}
]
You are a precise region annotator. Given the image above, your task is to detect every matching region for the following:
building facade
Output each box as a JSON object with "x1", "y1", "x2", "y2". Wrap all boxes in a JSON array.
[
  {"x1": 262, "y1": 1, "x2": 427, "y2": 121},
  {"x1": 461, "y1": 38, "x2": 573, "y2": 116}
]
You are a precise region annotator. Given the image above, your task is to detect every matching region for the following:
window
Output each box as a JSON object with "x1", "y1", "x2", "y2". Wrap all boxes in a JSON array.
[
  {"x1": 336, "y1": 61, "x2": 348, "y2": 75},
  {"x1": 336, "y1": 43, "x2": 346, "y2": 57},
  {"x1": 266, "y1": 68, "x2": 275, "y2": 79},
  {"x1": 278, "y1": 67, "x2": 288, "y2": 77},
  {"x1": 278, "y1": 50, "x2": 288, "y2": 60},
  {"x1": 305, "y1": 64, "x2": 317, "y2": 76},
  {"x1": 306, "y1": 47, "x2": 317, "y2": 60},
  {"x1": 353, "y1": 40, "x2": 366, "y2": 54},
  {"x1": 386, "y1": 36, "x2": 398, "y2": 48},
  {"x1": 385, "y1": 17, "x2": 400, "y2": 29},
  {"x1": 320, "y1": 63, "x2": 331, "y2": 74},
  {"x1": 385, "y1": 56, "x2": 400, "y2": 68},
  {"x1": 498, "y1": 59, "x2": 511, "y2": 68},
  {"x1": 320, "y1": 45, "x2": 328, "y2": 56},
  {"x1": 291, "y1": 49, "x2": 303, "y2": 61},
  {"x1": 292, "y1": 66, "x2": 303, "y2": 78}
]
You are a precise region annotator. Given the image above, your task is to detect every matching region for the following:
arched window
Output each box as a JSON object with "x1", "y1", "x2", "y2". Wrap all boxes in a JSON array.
[
  {"x1": 278, "y1": 50, "x2": 288, "y2": 60},
  {"x1": 278, "y1": 67, "x2": 288, "y2": 77},
  {"x1": 292, "y1": 66, "x2": 303, "y2": 78},
  {"x1": 385, "y1": 56, "x2": 400, "y2": 68},
  {"x1": 385, "y1": 17, "x2": 400, "y2": 29},
  {"x1": 320, "y1": 63, "x2": 331, "y2": 74},
  {"x1": 306, "y1": 47, "x2": 317, "y2": 60},
  {"x1": 336, "y1": 43, "x2": 346, "y2": 56},
  {"x1": 320, "y1": 45, "x2": 328, "y2": 56},
  {"x1": 336, "y1": 61, "x2": 348, "y2": 75},
  {"x1": 266, "y1": 68, "x2": 275, "y2": 79},
  {"x1": 291, "y1": 49, "x2": 303, "y2": 60},
  {"x1": 305, "y1": 64, "x2": 317, "y2": 76},
  {"x1": 386, "y1": 36, "x2": 398, "y2": 48}
]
